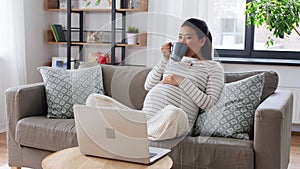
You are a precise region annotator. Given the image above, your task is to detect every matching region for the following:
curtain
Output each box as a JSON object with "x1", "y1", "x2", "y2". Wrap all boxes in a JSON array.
[
  {"x1": 146, "y1": 0, "x2": 206, "y2": 67},
  {"x1": 0, "y1": 0, "x2": 26, "y2": 132}
]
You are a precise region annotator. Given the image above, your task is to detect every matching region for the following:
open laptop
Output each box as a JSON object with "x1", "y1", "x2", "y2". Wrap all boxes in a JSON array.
[{"x1": 73, "y1": 105, "x2": 171, "y2": 164}]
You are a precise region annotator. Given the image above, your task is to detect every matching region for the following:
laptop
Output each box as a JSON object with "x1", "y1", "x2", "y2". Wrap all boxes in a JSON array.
[{"x1": 73, "y1": 105, "x2": 171, "y2": 164}]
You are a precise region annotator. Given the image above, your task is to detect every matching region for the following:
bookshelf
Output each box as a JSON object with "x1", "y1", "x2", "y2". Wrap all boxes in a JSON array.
[{"x1": 45, "y1": 0, "x2": 148, "y2": 68}]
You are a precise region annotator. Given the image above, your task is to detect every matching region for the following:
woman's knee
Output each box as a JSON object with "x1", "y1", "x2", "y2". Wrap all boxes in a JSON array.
[{"x1": 85, "y1": 93, "x2": 107, "y2": 106}]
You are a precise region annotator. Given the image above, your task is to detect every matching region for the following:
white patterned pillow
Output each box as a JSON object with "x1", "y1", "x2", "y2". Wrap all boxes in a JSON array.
[
  {"x1": 192, "y1": 73, "x2": 264, "y2": 140},
  {"x1": 38, "y1": 65, "x2": 104, "y2": 119}
]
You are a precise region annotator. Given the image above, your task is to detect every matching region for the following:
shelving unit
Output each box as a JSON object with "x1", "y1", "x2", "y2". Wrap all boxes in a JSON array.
[{"x1": 45, "y1": 0, "x2": 148, "y2": 69}]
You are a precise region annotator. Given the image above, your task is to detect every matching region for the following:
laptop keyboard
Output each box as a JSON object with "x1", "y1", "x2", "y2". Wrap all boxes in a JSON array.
[{"x1": 149, "y1": 152, "x2": 158, "y2": 158}]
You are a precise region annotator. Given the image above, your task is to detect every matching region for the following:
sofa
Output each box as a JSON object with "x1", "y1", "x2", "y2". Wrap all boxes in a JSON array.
[{"x1": 6, "y1": 64, "x2": 293, "y2": 169}]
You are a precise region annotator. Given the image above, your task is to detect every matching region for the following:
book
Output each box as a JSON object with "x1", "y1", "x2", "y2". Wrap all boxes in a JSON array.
[
  {"x1": 51, "y1": 24, "x2": 67, "y2": 42},
  {"x1": 50, "y1": 25, "x2": 59, "y2": 42},
  {"x1": 55, "y1": 25, "x2": 67, "y2": 42}
]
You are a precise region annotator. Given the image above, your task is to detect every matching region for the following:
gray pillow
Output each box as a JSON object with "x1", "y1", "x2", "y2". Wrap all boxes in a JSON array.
[
  {"x1": 79, "y1": 63, "x2": 151, "y2": 109},
  {"x1": 225, "y1": 71, "x2": 278, "y2": 102},
  {"x1": 192, "y1": 73, "x2": 264, "y2": 140},
  {"x1": 101, "y1": 64, "x2": 151, "y2": 110},
  {"x1": 38, "y1": 65, "x2": 104, "y2": 119}
]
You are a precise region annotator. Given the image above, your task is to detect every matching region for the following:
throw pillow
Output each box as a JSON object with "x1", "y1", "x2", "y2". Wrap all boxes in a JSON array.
[
  {"x1": 38, "y1": 65, "x2": 104, "y2": 119},
  {"x1": 192, "y1": 73, "x2": 264, "y2": 140},
  {"x1": 225, "y1": 71, "x2": 278, "y2": 102}
]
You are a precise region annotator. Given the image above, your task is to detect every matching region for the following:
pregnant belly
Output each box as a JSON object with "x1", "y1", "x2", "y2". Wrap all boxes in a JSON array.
[{"x1": 143, "y1": 84, "x2": 197, "y2": 118}]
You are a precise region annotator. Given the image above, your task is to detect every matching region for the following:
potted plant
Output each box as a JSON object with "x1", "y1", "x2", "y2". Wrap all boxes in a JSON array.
[
  {"x1": 127, "y1": 26, "x2": 139, "y2": 44},
  {"x1": 245, "y1": 0, "x2": 300, "y2": 47}
]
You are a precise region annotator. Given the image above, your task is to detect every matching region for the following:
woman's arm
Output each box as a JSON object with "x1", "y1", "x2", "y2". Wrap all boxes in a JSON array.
[
  {"x1": 179, "y1": 62, "x2": 224, "y2": 110},
  {"x1": 144, "y1": 57, "x2": 169, "y2": 91},
  {"x1": 144, "y1": 42, "x2": 172, "y2": 91}
]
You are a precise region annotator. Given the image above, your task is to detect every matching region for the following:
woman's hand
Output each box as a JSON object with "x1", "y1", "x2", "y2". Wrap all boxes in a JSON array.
[
  {"x1": 161, "y1": 42, "x2": 172, "y2": 59},
  {"x1": 160, "y1": 74, "x2": 184, "y2": 87}
]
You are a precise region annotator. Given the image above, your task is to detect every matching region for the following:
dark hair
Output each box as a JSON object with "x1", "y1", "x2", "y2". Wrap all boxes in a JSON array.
[{"x1": 181, "y1": 18, "x2": 212, "y2": 60}]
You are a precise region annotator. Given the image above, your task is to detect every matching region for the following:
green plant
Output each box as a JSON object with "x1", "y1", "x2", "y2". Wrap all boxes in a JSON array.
[
  {"x1": 245, "y1": 0, "x2": 300, "y2": 47},
  {"x1": 127, "y1": 26, "x2": 139, "y2": 33}
]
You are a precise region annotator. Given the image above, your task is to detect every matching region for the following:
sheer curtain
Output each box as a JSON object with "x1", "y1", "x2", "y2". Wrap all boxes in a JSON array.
[
  {"x1": 146, "y1": 0, "x2": 205, "y2": 67},
  {"x1": 0, "y1": 0, "x2": 26, "y2": 132}
]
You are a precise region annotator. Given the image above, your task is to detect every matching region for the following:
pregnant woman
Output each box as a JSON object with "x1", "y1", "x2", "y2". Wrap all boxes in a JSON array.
[{"x1": 86, "y1": 18, "x2": 224, "y2": 141}]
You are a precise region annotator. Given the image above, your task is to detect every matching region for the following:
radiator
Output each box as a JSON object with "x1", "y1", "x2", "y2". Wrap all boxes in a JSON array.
[{"x1": 278, "y1": 87, "x2": 300, "y2": 124}]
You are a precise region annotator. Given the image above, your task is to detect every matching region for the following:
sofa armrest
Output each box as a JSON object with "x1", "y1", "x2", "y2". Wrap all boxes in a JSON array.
[
  {"x1": 5, "y1": 82, "x2": 48, "y2": 166},
  {"x1": 254, "y1": 89, "x2": 293, "y2": 169},
  {"x1": 6, "y1": 82, "x2": 47, "y2": 134}
]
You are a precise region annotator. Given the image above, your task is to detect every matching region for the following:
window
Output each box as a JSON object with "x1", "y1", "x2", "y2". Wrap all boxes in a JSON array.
[
  {"x1": 205, "y1": 0, "x2": 300, "y2": 62},
  {"x1": 207, "y1": 0, "x2": 246, "y2": 50},
  {"x1": 254, "y1": 25, "x2": 300, "y2": 51},
  {"x1": 220, "y1": 18, "x2": 244, "y2": 50}
]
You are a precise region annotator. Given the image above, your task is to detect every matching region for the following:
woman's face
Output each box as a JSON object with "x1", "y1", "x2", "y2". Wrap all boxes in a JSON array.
[{"x1": 179, "y1": 25, "x2": 206, "y2": 58}]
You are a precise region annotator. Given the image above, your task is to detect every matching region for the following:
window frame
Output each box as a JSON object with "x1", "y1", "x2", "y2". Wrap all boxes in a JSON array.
[{"x1": 215, "y1": 0, "x2": 300, "y2": 63}]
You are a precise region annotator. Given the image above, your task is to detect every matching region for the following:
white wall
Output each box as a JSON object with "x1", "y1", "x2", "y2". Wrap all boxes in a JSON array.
[
  {"x1": 24, "y1": 0, "x2": 58, "y2": 83},
  {"x1": 222, "y1": 63, "x2": 300, "y2": 88}
]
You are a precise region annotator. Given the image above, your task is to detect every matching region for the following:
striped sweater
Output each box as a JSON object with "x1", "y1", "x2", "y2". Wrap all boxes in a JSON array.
[{"x1": 142, "y1": 57, "x2": 224, "y2": 126}]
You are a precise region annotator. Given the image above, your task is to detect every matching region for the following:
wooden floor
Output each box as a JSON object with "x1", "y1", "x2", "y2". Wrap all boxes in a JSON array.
[
  {"x1": 0, "y1": 132, "x2": 7, "y2": 166},
  {"x1": 289, "y1": 132, "x2": 300, "y2": 169},
  {"x1": 0, "y1": 132, "x2": 300, "y2": 168}
]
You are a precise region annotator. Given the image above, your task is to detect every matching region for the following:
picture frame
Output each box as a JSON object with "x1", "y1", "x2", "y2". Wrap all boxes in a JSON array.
[
  {"x1": 87, "y1": 31, "x2": 103, "y2": 43},
  {"x1": 52, "y1": 57, "x2": 75, "y2": 69}
]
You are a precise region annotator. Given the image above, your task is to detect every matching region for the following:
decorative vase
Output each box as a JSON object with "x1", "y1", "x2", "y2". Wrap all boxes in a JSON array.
[{"x1": 126, "y1": 33, "x2": 138, "y2": 44}]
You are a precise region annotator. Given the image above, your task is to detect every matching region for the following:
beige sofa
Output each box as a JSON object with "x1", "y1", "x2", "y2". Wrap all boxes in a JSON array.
[{"x1": 6, "y1": 64, "x2": 293, "y2": 169}]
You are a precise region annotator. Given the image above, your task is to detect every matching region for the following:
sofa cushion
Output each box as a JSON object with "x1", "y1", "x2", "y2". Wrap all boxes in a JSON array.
[
  {"x1": 150, "y1": 136, "x2": 254, "y2": 169},
  {"x1": 15, "y1": 116, "x2": 78, "y2": 151},
  {"x1": 225, "y1": 71, "x2": 278, "y2": 102},
  {"x1": 193, "y1": 73, "x2": 264, "y2": 140},
  {"x1": 100, "y1": 64, "x2": 151, "y2": 110},
  {"x1": 38, "y1": 66, "x2": 104, "y2": 118}
]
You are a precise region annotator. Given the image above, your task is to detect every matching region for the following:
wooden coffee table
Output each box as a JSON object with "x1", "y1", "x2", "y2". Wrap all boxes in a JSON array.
[{"x1": 42, "y1": 147, "x2": 173, "y2": 169}]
